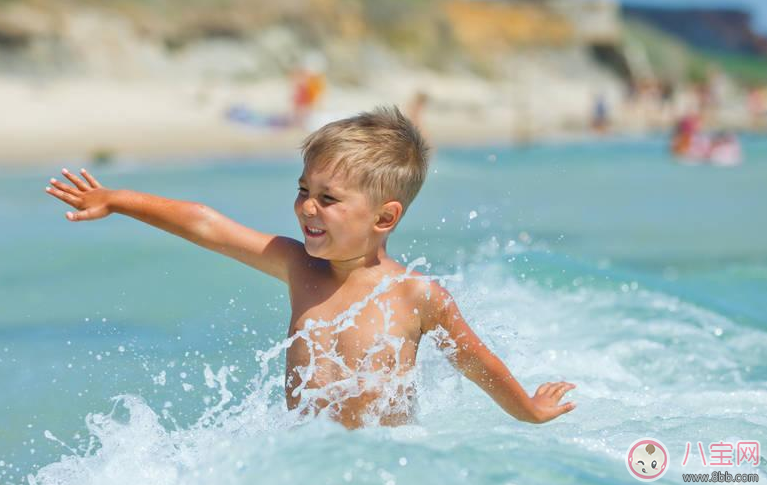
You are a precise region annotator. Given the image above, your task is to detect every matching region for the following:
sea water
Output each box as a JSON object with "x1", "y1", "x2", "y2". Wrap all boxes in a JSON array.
[{"x1": 1, "y1": 135, "x2": 766, "y2": 484}]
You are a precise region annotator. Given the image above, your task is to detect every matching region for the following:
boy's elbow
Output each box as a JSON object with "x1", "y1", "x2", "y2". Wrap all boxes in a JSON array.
[
  {"x1": 195, "y1": 203, "x2": 213, "y2": 220},
  {"x1": 191, "y1": 204, "x2": 218, "y2": 241}
]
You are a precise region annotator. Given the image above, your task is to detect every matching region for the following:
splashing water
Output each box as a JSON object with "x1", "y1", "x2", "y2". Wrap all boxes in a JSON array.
[
  {"x1": 5, "y1": 139, "x2": 767, "y2": 484},
  {"x1": 21, "y1": 249, "x2": 767, "y2": 485},
  {"x1": 28, "y1": 258, "x2": 463, "y2": 484}
]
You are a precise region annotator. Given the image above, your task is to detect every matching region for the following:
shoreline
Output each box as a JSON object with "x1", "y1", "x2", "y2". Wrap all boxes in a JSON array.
[
  {"x1": 2, "y1": 76, "x2": 756, "y2": 169},
  {"x1": 0, "y1": 76, "x2": 628, "y2": 168},
  {"x1": 0, "y1": 124, "x2": 678, "y2": 170}
]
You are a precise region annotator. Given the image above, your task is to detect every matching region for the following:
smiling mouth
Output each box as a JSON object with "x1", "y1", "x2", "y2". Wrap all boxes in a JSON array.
[
  {"x1": 304, "y1": 225, "x2": 326, "y2": 238},
  {"x1": 642, "y1": 468, "x2": 646, "y2": 474}
]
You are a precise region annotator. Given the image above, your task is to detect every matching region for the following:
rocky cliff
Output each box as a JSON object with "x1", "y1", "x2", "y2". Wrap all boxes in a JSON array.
[{"x1": 0, "y1": 0, "x2": 621, "y2": 80}]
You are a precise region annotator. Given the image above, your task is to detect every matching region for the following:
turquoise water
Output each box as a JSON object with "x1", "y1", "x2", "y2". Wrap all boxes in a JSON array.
[{"x1": 1, "y1": 135, "x2": 766, "y2": 484}]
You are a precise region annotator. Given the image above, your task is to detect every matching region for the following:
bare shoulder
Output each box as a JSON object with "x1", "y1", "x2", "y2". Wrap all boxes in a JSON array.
[
  {"x1": 265, "y1": 235, "x2": 311, "y2": 281},
  {"x1": 270, "y1": 235, "x2": 305, "y2": 258},
  {"x1": 396, "y1": 268, "x2": 455, "y2": 333}
]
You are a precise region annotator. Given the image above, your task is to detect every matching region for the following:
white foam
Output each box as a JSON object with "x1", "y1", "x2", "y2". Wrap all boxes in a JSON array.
[{"x1": 28, "y1": 255, "x2": 767, "y2": 485}]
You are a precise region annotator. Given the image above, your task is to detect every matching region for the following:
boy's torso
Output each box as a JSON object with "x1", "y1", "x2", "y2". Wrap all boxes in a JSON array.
[{"x1": 285, "y1": 255, "x2": 424, "y2": 428}]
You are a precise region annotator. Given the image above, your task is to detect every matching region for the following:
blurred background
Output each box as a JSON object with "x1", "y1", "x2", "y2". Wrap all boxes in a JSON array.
[
  {"x1": 1, "y1": 2, "x2": 766, "y2": 485},
  {"x1": 0, "y1": 0, "x2": 765, "y2": 162}
]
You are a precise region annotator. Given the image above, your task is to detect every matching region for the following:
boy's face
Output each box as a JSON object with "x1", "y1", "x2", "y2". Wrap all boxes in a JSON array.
[{"x1": 294, "y1": 166, "x2": 380, "y2": 261}]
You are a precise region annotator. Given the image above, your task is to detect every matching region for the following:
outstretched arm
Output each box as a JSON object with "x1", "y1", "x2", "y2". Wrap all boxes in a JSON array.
[
  {"x1": 45, "y1": 168, "x2": 302, "y2": 283},
  {"x1": 420, "y1": 282, "x2": 576, "y2": 424}
]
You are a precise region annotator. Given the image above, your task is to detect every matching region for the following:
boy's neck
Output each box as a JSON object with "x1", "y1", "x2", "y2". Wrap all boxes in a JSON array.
[{"x1": 328, "y1": 244, "x2": 390, "y2": 283}]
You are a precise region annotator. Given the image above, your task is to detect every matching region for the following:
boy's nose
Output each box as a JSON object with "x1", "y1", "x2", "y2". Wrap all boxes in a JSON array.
[{"x1": 302, "y1": 198, "x2": 317, "y2": 217}]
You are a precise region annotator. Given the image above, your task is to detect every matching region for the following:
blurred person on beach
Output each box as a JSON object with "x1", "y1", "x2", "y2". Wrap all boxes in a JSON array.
[
  {"x1": 748, "y1": 86, "x2": 766, "y2": 129},
  {"x1": 591, "y1": 93, "x2": 609, "y2": 133},
  {"x1": 287, "y1": 52, "x2": 327, "y2": 128},
  {"x1": 292, "y1": 69, "x2": 325, "y2": 127},
  {"x1": 671, "y1": 112, "x2": 700, "y2": 157},
  {"x1": 44, "y1": 106, "x2": 576, "y2": 429},
  {"x1": 707, "y1": 131, "x2": 742, "y2": 166},
  {"x1": 671, "y1": 112, "x2": 741, "y2": 165}
]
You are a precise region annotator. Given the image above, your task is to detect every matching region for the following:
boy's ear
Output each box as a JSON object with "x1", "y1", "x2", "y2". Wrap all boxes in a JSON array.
[{"x1": 374, "y1": 201, "x2": 403, "y2": 233}]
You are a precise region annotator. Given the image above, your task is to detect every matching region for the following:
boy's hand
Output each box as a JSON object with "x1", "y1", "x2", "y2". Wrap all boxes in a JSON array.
[
  {"x1": 421, "y1": 281, "x2": 578, "y2": 425},
  {"x1": 529, "y1": 381, "x2": 577, "y2": 423},
  {"x1": 45, "y1": 168, "x2": 112, "y2": 222}
]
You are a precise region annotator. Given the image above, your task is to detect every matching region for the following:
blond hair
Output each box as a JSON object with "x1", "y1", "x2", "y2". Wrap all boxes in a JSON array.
[{"x1": 300, "y1": 106, "x2": 430, "y2": 215}]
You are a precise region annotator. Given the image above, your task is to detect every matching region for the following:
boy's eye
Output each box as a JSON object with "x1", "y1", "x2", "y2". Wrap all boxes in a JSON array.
[
  {"x1": 651, "y1": 460, "x2": 657, "y2": 469},
  {"x1": 296, "y1": 187, "x2": 337, "y2": 203}
]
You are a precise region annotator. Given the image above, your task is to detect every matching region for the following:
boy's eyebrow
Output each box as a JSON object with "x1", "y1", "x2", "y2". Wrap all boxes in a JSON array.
[{"x1": 297, "y1": 176, "x2": 345, "y2": 194}]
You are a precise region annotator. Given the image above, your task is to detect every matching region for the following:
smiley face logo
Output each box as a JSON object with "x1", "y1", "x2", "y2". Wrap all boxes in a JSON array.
[{"x1": 626, "y1": 438, "x2": 668, "y2": 482}]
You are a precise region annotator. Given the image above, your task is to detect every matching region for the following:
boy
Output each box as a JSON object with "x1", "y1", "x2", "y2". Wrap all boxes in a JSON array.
[{"x1": 45, "y1": 106, "x2": 576, "y2": 429}]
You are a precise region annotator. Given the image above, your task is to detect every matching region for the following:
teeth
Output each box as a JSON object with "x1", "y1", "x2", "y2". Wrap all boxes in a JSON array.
[{"x1": 307, "y1": 226, "x2": 325, "y2": 234}]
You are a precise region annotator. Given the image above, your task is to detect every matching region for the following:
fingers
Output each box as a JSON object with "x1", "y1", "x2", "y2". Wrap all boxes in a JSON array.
[
  {"x1": 555, "y1": 401, "x2": 577, "y2": 417},
  {"x1": 547, "y1": 384, "x2": 577, "y2": 421},
  {"x1": 79, "y1": 168, "x2": 102, "y2": 189},
  {"x1": 66, "y1": 208, "x2": 97, "y2": 221},
  {"x1": 49, "y1": 178, "x2": 79, "y2": 196},
  {"x1": 60, "y1": 168, "x2": 89, "y2": 191},
  {"x1": 537, "y1": 382, "x2": 554, "y2": 395},
  {"x1": 549, "y1": 382, "x2": 576, "y2": 400},
  {"x1": 531, "y1": 381, "x2": 577, "y2": 423},
  {"x1": 45, "y1": 185, "x2": 81, "y2": 207}
]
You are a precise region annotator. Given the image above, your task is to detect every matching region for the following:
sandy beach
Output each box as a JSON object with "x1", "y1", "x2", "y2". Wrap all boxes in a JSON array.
[
  {"x1": 0, "y1": 78, "x2": 302, "y2": 165},
  {"x1": 1, "y1": 0, "x2": 764, "y2": 168},
  {"x1": 0, "y1": 73, "x2": 625, "y2": 167}
]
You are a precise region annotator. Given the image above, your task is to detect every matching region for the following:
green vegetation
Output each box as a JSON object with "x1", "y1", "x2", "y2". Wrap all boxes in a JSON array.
[
  {"x1": 623, "y1": 19, "x2": 767, "y2": 85},
  {"x1": 700, "y1": 51, "x2": 767, "y2": 86}
]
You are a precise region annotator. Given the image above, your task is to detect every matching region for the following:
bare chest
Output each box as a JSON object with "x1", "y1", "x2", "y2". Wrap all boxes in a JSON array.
[{"x1": 285, "y1": 280, "x2": 421, "y2": 394}]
